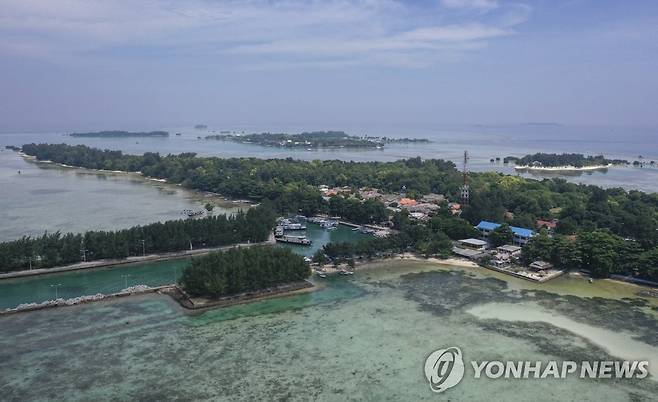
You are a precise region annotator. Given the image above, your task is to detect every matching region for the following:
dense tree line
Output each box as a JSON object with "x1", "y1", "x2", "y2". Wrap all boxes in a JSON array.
[
  {"x1": 522, "y1": 230, "x2": 658, "y2": 280},
  {"x1": 17, "y1": 144, "x2": 658, "y2": 279},
  {"x1": 179, "y1": 246, "x2": 310, "y2": 298},
  {"x1": 0, "y1": 206, "x2": 275, "y2": 272},
  {"x1": 206, "y1": 131, "x2": 382, "y2": 148},
  {"x1": 511, "y1": 153, "x2": 627, "y2": 168},
  {"x1": 315, "y1": 217, "x2": 453, "y2": 263},
  {"x1": 328, "y1": 197, "x2": 388, "y2": 224}
]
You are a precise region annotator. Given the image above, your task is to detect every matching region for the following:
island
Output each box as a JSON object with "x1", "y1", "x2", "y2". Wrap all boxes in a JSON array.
[
  {"x1": 11, "y1": 143, "x2": 658, "y2": 284},
  {"x1": 205, "y1": 131, "x2": 430, "y2": 149},
  {"x1": 506, "y1": 153, "x2": 628, "y2": 170},
  {"x1": 178, "y1": 246, "x2": 311, "y2": 300},
  {"x1": 194, "y1": 124, "x2": 208, "y2": 130},
  {"x1": 69, "y1": 130, "x2": 169, "y2": 138}
]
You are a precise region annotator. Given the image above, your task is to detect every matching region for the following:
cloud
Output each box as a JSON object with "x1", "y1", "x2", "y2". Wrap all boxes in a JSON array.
[
  {"x1": 441, "y1": 0, "x2": 499, "y2": 11},
  {"x1": 0, "y1": 0, "x2": 527, "y2": 69}
]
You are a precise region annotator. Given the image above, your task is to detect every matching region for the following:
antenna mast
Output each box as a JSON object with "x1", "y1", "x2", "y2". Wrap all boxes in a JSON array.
[{"x1": 460, "y1": 150, "x2": 470, "y2": 205}]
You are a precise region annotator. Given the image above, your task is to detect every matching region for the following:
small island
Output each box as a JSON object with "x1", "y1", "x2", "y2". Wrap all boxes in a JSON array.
[
  {"x1": 194, "y1": 124, "x2": 208, "y2": 130},
  {"x1": 69, "y1": 130, "x2": 169, "y2": 138},
  {"x1": 507, "y1": 153, "x2": 628, "y2": 171},
  {"x1": 205, "y1": 131, "x2": 429, "y2": 149},
  {"x1": 178, "y1": 246, "x2": 311, "y2": 303}
]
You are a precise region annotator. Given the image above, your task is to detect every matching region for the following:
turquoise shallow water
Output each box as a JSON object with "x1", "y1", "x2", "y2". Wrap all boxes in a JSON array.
[
  {"x1": 0, "y1": 261, "x2": 656, "y2": 401},
  {"x1": 0, "y1": 223, "x2": 368, "y2": 310}
]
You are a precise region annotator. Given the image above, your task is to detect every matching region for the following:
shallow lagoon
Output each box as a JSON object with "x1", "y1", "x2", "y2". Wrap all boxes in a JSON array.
[
  {"x1": 0, "y1": 151, "x2": 247, "y2": 242},
  {"x1": 1, "y1": 260, "x2": 656, "y2": 401},
  {"x1": 0, "y1": 223, "x2": 369, "y2": 310}
]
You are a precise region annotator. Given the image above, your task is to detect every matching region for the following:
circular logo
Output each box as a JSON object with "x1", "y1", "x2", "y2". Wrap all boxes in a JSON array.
[{"x1": 424, "y1": 347, "x2": 465, "y2": 393}]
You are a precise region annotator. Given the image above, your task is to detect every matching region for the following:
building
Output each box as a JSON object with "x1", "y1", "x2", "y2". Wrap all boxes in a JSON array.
[
  {"x1": 399, "y1": 198, "x2": 417, "y2": 207},
  {"x1": 536, "y1": 219, "x2": 558, "y2": 233},
  {"x1": 496, "y1": 245, "x2": 522, "y2": 258},
  {"x1": 406, "y1": 202, "x2": 440, "y2": 214},
  {"x1": 529, "y1": 260, "x2": 554, "y2": 271},
  {"x1": 475, "y1": 221, "x2": 535, "y2": 246},
  {"x1": 421, "y1": 193, "x2": 445, "y2": 204},
  {"x1": 457, "y1": 238, "x2": 488, "y2": 250},
  {"x1": 452, "y1": 238, "x2": 488, "y2": 260},
  {"x1": 448, "y1": 202, "x2": 461, "y2": 215}
]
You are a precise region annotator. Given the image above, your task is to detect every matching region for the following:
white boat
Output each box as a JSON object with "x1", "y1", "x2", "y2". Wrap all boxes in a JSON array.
[
  {"x1": 282, "y1": 223, "x2": 307, "y2": 230},
  {"x1": 320, "y1": 220, "x2": 338, "y2": 229},
  {"x1": 274, "y1": 226, "x2": 284, "y2": 237},
  {"x1": 275, "y1": 235, "x2": 312, "y2": 245}
]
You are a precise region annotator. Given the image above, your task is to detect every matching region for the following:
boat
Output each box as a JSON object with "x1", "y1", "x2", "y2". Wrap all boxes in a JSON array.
[
  {"x1": 282, "y1": 222, "x2": 306, "y2": 230},
  {"x1": 320, "y1": 220, "x2": 338, "y2": 229},
  {"x1": 275, "y1": 235, "x2": 312, "y2": 245},
  {"x1": 317, "y1": 272, "x2": 327, "y2": 278},
  {"x1": 183, "y1": 209, "x2": 204, "y2": 217},
  {"x1": 338, "y1": 269, "x2": 354, "y2": 275},
  {"x1": 274, "y1": 226, "x2": 284, "y2": 237},
  {"x1": 358, "y1": 226, "x2": 375, "y2": 234}
]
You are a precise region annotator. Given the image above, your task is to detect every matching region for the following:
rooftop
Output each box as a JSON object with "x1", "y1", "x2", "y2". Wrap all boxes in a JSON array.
[
  {"x1": 459, "y1": 238, "x2": 488, "y2": 247},
  {"x1": 476, "y1": 221, "x2": 535, "y2": 238},
  {"x1": 497, "y1": 245, "x2": 522, "y2": 253}
]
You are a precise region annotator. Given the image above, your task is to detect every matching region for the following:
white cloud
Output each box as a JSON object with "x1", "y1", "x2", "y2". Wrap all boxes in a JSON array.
[
  {"x1": 0, "y1": 0, "x2": 527, "y2": 68},
  {"x1": 441, "y1": 0, "x2": 499, "y2": 11}
]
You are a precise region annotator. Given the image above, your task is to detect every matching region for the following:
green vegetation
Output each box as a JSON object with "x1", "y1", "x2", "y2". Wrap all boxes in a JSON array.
[
  {"x1": 0, "y1": 206, "x2": 275, "y2": 272},
  {"x1": 510, "y1": 153, "x2": 627, "y2": 168},
  {"x1": 522, "y1": 230, "x2": 658, "y2": 280},
  {"x1": 69, "y1": 131, "x2": 169, "y2": 138},
  {"x1": 179, "y1": 246, "x2": 310, "y2": 298},
  {"x1": 318, "y1": 211, "x2": 458, "y2": 262},
  {"x1": 489, "y1": 224, "x2": 514, "y2": 247},
  {"x1": 206, "y1": 131, "x2": 383, "y2": 148},
  {"x1": 329, "y1": 197, "x2": 388, "y2": 224},
  {"x1": 206, "y1": 131, "x2": 430, "y2": 148},
  {"x1": 16, "y1": 143, "x2": 658, "y2": 281}
]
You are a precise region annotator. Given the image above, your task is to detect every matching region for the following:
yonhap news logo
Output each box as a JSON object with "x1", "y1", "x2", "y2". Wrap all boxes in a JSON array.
[
  {"x1": 424, "y1": 347, "x2": 465, "y2": 393},
  {"x1": 424, "y1": 346, "x2": 649, "y2": 393}
]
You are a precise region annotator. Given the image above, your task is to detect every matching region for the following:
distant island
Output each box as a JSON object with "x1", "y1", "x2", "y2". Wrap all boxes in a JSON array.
[
  {"x1": 205, "y1": 131, "x2": 429, "y2": 149},
  {"x1": 506, "y1": 153, "x2": 628, "y2": 171},
  {"x1": 194, "y1": 124, "x2": 208, "y2": 130},
  {"x1": 69, "y1": 130, "x2": 169, "y2": 138}
]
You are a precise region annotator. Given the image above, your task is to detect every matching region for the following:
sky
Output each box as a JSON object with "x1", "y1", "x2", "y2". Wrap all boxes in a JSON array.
[{"x1": 1, "y1": 0, "x2": 657, "y2": 132}]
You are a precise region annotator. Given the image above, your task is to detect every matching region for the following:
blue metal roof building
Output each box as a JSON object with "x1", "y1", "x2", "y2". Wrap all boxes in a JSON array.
[{"x1": 475, "y1": 221, "x2": 535, "y2": 246}]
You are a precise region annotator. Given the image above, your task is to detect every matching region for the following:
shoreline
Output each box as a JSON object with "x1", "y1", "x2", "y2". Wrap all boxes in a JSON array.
[
  {"x1": 1, "y1": 280, "x2": 317, "y2": 316},
  {"x1": 514, "y1": 163, "x2": 613, "y2": 171},
  {"x1": 165, "y1": 280, "x2": 316, "y2": 311},
  {"x1": 0, "y1": 235, "x2": 275, "y2": 280},
  {"x1": 15, "y1": 150, "x2": 254, "y2": 208}
]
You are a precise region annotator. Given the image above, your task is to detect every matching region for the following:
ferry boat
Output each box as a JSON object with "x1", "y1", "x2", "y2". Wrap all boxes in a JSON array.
[{"x1": 275, "y1": 235, "x2": 312, "y2": 245}]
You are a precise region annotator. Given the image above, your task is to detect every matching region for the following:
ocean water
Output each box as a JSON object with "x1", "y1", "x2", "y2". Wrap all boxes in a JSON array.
[
  {"x1": 1, "y1": 124, "x2": 657, "y2": 243},
  {"x1": 0, "y1": 223, "x2": 369, "y2": 310},
  {"x1": 0, "y1": 260, "x2": 656, "y2": 401},
  {"x1": 0, "y1": 150, "x2": 248, "y2": 242}
]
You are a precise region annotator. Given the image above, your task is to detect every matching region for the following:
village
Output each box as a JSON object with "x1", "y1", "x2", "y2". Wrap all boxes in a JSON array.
[{"x1": 285, "y1": 183, "x2": 567, "y2": 283}]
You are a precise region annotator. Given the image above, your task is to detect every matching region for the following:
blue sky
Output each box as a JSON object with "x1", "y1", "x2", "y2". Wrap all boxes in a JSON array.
[{"x1": 1, "y1": 0, "x2": 657, "y2": 132}]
